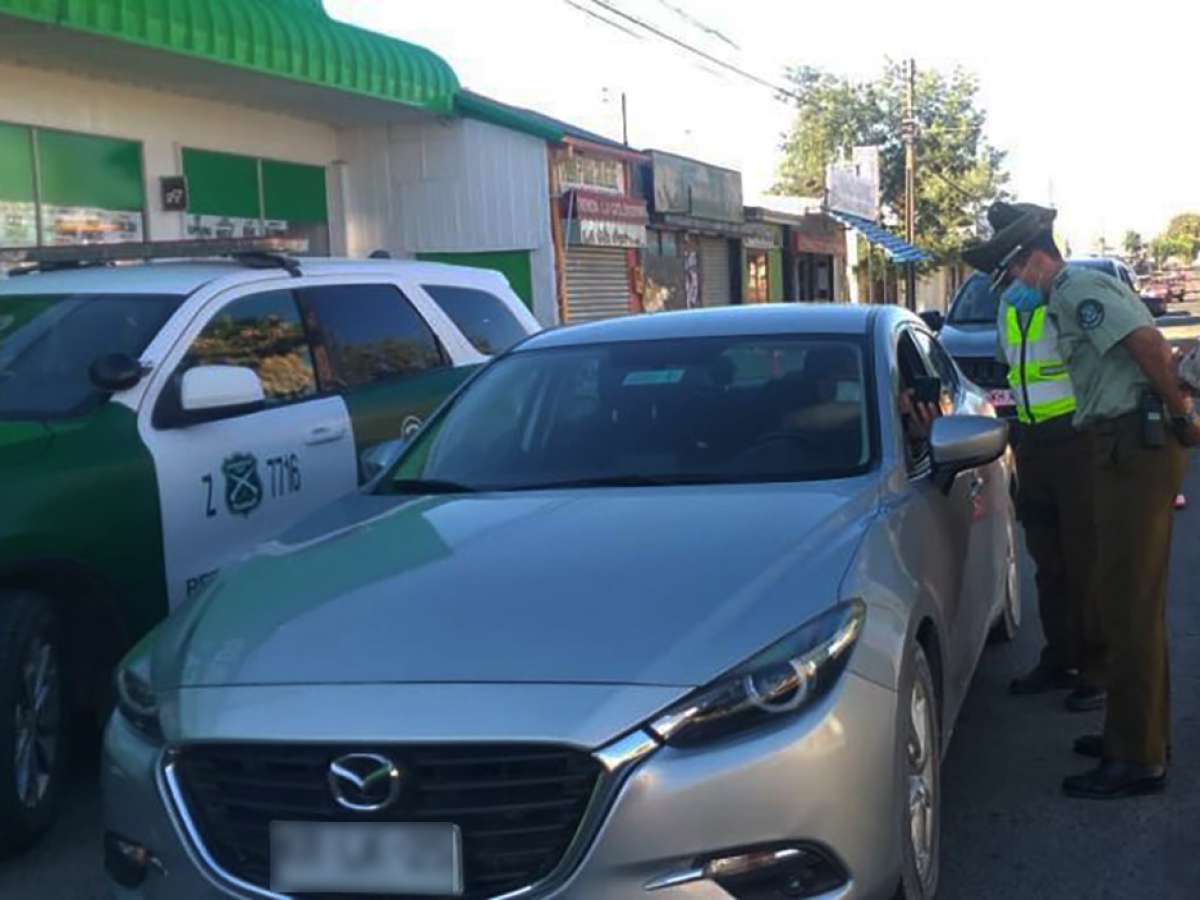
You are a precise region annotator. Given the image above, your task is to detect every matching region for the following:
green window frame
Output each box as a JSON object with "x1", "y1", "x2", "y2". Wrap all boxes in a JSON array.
[{"x1": 0, "y1": 121, "x2": 146, "y2": 250}]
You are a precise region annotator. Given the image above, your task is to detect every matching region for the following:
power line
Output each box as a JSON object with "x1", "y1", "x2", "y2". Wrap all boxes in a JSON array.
[
  {"x1": 583, "y1": 0, "x2": 799, "y2": 101},
  {"x1": 654, "y1": 0, "x2": 740, "y2": 50},
  {"x1": 561, "y1": 0, "x2": 644, "y2": 41}
]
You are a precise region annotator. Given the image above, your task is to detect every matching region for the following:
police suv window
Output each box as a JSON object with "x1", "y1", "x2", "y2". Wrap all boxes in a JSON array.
[
  {"x1": 422, "y1": 284, "x2": 527, "y2": 356},
  {"x1": 184, "y1": 290, "x2": 318, "y2": 405},
  {"x1": 299, "y1": 284, "x2": 447, "y2": 390}
]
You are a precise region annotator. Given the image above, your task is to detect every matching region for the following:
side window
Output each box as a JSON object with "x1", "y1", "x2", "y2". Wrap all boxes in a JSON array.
[
  {"x1": 182, "y1": 290, "x2": 317, "y2": 405},
  {"x1": 914, "y1": 330, "x2": 959, "y2": 399},
  {"x1": 299, "y1": 284, "x2": 447, "y2": 390},
  {"x1": 897, "y1": 329, "x2": 934, "y2": 472},
  {"x1": 422, "y1": 284, "x2": 529, "y2": 356}
]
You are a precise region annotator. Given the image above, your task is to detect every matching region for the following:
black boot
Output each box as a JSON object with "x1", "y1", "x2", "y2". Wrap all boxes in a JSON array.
[
  {"x1": 1062, "y1": 761, "x2": 1167, "y2": 799},
  {"x1": 1010, "y1": 664, "x2": 1077, "y2": 695},
  {"x1": 1073, "y1": 734, "x2": 1104, "y2": 758},
  {"x1": 1073, "y1": 734, "x2": 1172, "y2": 764},
  {"x1": 1065, "y1": 685, "x2": 1106, "y2": 712}
]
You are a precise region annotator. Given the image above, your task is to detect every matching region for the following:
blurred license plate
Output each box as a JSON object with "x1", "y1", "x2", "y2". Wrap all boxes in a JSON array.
[
  {"x1": 986, "y1": 388, "x2": 1014, "y2": 408},
  {"x1": 270, "y1": 822, "x2": 462, "y2": 895}
]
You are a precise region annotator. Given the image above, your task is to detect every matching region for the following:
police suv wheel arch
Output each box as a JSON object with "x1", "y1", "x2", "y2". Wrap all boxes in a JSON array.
[{"x1": 0, "y1": 591, "x2": 67, "y2": 857}]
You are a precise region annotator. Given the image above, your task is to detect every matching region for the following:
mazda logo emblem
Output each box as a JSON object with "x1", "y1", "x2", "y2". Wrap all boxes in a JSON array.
[{"x1": 328, "y1": 753, "x2": 403, "y2": 812}]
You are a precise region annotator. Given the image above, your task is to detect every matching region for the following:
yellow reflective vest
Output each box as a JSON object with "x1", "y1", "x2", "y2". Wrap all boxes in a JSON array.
[{"x1": 1002, "y1": 305, "x2": 1077, "y2": 425}]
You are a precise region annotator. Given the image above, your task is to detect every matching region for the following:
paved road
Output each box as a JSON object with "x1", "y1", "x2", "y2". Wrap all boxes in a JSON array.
[{"x1": 2, "y1": 320, "x2": 1198, "y2": 897}]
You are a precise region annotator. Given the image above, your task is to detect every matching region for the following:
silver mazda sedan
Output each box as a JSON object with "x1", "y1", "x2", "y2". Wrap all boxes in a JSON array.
[{"x1": 102, "y1": 304, "x2": 1018, "y2": 900}]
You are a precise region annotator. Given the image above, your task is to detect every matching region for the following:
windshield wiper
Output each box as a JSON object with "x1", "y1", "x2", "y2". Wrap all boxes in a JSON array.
[{"x1": 388, "y1": 478, "x2": 478, "y2": 495}]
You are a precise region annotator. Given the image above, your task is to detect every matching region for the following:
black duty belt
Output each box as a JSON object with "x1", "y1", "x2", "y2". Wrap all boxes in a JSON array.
[{"x1": 1013, "y1": 414, "x2": 1083, "y2": 447}]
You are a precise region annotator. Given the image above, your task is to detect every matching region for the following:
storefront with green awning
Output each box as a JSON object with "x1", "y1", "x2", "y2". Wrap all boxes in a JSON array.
[{"x1": 0, "y1": 0, "x2": 562, "y2": 323}]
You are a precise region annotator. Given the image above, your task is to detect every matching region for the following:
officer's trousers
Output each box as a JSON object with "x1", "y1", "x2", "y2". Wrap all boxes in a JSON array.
[
  {"x1": 1091, "y1": 414, "x2": 1187, "y2": 766},
  {"x1": 1014, "y1": 422, "x2": 1104, "y2": 685}
]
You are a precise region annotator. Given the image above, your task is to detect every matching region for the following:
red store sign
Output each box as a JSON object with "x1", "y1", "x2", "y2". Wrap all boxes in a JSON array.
[{"x1": 563, "y1": 189, "x2": 648, "y2": 224}]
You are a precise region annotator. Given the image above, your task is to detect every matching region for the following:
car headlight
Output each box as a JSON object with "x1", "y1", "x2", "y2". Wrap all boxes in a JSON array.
[
  {"x1": 115, "y1": 636, "x2": 161, "y2": 741},
  {"x1": 649, "y1": 600, "x2": 866, "y2": 748}
]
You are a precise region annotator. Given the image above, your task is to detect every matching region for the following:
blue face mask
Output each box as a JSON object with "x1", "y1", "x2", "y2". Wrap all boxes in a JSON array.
[{"x1": 1003, "y1": 280, "x2": 1044, "y2": 312}]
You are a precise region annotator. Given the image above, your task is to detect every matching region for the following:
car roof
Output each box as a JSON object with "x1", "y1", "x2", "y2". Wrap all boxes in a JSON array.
[
  {"x1": 519, "y1": 304, "x2": 883, "y2": 352},
  {"x1": 0, "y1": 257, "x2": 515, "y2": 297}
]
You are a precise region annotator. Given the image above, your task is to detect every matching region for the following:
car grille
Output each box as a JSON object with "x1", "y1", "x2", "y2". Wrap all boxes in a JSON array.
[
  {"x1": 172, "y1": 743, "x2": 603, "y2": 899},
  {"x1": 955, "y1": 356, "x2": 1010, "y2": 389}
]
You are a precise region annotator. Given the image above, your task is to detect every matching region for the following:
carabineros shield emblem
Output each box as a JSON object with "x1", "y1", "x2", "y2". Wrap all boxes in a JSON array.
[{"x1": 222, "y1": 453, "x2": 263, "y2": 517}]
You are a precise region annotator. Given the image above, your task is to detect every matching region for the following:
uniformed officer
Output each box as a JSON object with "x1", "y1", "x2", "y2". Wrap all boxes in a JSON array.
[
  {"x1": 965, "y1": 202, "x2": 1197, "y2": 799},
  {"x1": 964, "y1": 204, "x2": 1105, "y2": 713}
]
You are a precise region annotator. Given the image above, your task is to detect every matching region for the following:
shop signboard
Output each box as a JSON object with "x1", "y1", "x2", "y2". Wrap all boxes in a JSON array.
[
  {"x1": 563, "y1": 189, "x2": 647, "y2": 248},
  {"x1": 743, "y1": 222, "x2": 782, "y2": 251},
  {"x1": 650, "y1": 151, "x2": 743, "y2": 223},
  {"x1": 793, "y1": 214, "x2": 845, "y2": 256},
  {"x1": 187, "y1": 215, "x2": 267, "y2": 240},
  {"x1": 0, "y1": 201, "x2": 36, "y2": 248},
  {"x1": 41, "y1": 206, "x2": 144, "y2": 245},
  {"x1": 826, "y1": 146, "x2": 880, "y2": 221},
  {"x1": 557, "y1": 154, "x2": 625, "y2": 194}
]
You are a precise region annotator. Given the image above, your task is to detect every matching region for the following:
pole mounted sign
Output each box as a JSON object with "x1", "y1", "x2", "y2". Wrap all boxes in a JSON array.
[{"x1": 826, "y1": 147, "x2": 880, "y2": 222}]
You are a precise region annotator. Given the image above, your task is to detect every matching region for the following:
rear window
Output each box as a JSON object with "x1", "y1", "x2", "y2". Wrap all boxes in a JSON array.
[
  {"x1": 0, "y1": 292, "x2": 182, "y2": 420},
  {"x1": 947, "y1": 274, "x2": 1001, "y2": 325},
  {"x1": 423, "y1": 284, "x2": 528, "y2": 356}
]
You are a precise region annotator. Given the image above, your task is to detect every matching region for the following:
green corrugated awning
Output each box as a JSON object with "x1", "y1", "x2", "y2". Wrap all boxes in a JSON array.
[{"x1": 0, "y1": 0, "x2": 460, "y2": 115}]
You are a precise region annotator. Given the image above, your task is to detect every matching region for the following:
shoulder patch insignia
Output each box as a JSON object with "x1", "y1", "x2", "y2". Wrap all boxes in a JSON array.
[{"x1": 1077, "y1": 299, "x2": 1105, "y2": 330}]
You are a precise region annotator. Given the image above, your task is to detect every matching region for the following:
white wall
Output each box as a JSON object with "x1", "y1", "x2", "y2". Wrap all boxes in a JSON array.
[
  {"x1": 338, "y1": 118, "x2": 558, "y2": 326},
  {"x1": 0, "y1": 61, "x2": 342, "y2": 244}
]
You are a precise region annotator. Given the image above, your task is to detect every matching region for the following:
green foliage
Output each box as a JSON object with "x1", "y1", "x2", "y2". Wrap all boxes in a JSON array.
[
  {"x1": 1123, "y1": 230, "x2": 1143, "y2": 257},
  {"x1": 773, "y1": 61, "x2": 1010, "y2": 265}
]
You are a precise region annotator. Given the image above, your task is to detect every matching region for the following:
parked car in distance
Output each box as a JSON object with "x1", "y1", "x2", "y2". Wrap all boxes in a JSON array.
[
  {"x1": 104, "y1": 303, "x2": 1018, "y2": 900},
  {"x1": 0, "y1": 241, "x2": 540, "y2": 855}
]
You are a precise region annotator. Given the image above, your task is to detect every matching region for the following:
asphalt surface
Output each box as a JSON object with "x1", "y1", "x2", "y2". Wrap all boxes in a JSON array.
[{"x1": 1, "y1": 306, "x2": 1198, "y2": 899}]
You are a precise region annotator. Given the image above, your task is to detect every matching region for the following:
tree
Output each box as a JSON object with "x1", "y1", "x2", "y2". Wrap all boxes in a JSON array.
[
  {"x1": 1123, "y1": 230, "x2": 1143, "y2": 257},
  {"x1": 772, "y1": 61, "x2": 1010, "y2": 264}
]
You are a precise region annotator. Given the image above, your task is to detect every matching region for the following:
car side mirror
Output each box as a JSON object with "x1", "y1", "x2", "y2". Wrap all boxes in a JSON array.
[
  {"x1": 89, "y1": 353, "x2": 145, "y2": 392},
  {"x1": 930, "y1": 415, "x2": 1009, "y2": 493},
  {"x1": 918, "y1": 310, "x2": 945, "y2": 332},
  {"x1": 359, "y1": 438, "x2": 409, "y2": 486},
  {"x1": 180, "y1": 365, "x2": 265, "y2": 418}
]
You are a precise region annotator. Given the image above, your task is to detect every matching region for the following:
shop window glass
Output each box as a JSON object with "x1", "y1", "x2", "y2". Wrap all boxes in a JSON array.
[
  {"x1": 0, "y1": 123, "x2": 36, "y2": 249},
  {"x1": 300, "y1": 284, "x2": 447, "y2": 390},
  {"x1": 37, "y1": 129, "x2": 145, "y2": 246},
  {"x1": 747, "y1": 252, "x2": 770, "y2": 303}
]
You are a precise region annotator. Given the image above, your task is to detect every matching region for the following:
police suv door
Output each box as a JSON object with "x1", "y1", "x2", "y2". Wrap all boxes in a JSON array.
[{"x1": 141, "y1": 286, "x2": 356, "y2": 609}]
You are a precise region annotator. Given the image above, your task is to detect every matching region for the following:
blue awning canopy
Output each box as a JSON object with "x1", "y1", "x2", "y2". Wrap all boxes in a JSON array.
[{"x1": 831, "y1": 211, "x2": 930, "y2": 264}]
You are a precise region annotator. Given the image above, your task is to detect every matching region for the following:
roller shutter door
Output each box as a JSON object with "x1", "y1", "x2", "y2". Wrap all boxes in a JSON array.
[
  {"x1": 700, "y1": 238, "x2": 732, "y2": 307},
  {"x1": 565, "y1": 247, "x2": 630, "y2": 322}
]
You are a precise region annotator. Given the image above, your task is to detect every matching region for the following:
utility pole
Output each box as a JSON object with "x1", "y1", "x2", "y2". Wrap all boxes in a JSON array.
[
  {"x1": 621, "y1": 92, "x2": 629, "y2": 146},
  {"x1": 903, "y1": 58, "x2": 918, "y2": 310}
]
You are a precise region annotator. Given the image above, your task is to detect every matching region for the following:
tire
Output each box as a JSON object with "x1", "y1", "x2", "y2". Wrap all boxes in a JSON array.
[
  {"x1": 0, "y1": 592, "x2": 67, "y2": 857},
  {"x1": 897, "y1": 643, "x2": 941, "y2": 900}
]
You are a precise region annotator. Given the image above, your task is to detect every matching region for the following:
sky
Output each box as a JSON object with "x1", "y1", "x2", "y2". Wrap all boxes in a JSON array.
[{"x1": 327, "y1": 0, "x2": 1200, "y2": 256}]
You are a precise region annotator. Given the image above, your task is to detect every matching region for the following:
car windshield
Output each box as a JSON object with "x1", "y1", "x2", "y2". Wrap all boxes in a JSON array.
[
  {"x1": 0, "y1": 293, "x2": 183, "y2": 420},
  {"x1": 947, "y1": 274, "x2": 1001, "y2": 324},
  {"x1": 382, "y1": 334, "x2": 874, "y2": 493}
]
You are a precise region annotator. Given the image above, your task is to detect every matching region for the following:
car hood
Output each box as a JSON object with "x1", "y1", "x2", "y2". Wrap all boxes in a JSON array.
[
  {"x1": 938, "y1": 321, "x2": 997, "y2": 359},
  {"x1": 154, "y1": 481, "x2": 877, "y2": 691}
]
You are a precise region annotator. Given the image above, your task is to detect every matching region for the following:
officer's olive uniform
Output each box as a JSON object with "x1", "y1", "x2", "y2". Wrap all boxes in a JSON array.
[
  {"x1": 996, "y1": 305, "x2": 1102, "y2": 685},
  {"x1": 1048, "y1": 267, "x2": 1188, "y2": 767}
]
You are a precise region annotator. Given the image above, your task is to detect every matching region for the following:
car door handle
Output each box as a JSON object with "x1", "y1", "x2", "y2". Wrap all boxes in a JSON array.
[{"x1": 305, "y1": 424, "x2": 347, "y2": 446}]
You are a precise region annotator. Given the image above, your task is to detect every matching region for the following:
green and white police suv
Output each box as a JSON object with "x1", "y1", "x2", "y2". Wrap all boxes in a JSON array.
[{"x1": 0, "y1": 239, "x2": 539, "y2": 852}]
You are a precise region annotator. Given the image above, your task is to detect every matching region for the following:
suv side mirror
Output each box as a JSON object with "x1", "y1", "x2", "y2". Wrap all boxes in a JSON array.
[
  {"x1": 89, "y1": 353, "x2": 145, "y2": 392},
  {"x1": 918, "y1": 310, "x2": 945, "y2": 332},
  {"x1": 181, "y1": 365, "x2": 265, "y2": 416},
  {"x1": 930, "y1": 415, "x2": 1008, "y2": 492},
  {"x1": 359, "y1": 438, "x2": 409, "y2": 486}
]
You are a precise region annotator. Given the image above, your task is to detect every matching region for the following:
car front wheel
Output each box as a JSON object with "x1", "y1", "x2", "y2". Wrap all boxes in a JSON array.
[
  {"x1": 0, "y1": 592, "x2": 66, "y2": 857},
  {"x1": 897, "y1": 643, "x2": 940, "y2": 899}
]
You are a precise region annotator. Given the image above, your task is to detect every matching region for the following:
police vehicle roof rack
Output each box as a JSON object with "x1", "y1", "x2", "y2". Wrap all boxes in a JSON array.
[{"x1": 0, "y1": 237, "x2": 309, "y2": 277}]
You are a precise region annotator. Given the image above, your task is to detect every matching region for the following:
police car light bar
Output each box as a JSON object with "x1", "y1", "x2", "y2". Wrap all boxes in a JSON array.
[{"x1": 0, "y1": 237, "x2": 310, "y2": 267}]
